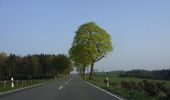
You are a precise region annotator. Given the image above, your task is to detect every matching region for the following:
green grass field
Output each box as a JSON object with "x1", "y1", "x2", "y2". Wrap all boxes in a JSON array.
[
  {"x1": 88, "y1": 74, "x2": 170, "y2": 100},
  {"x1": 93, "y1": 74, "x2": 170, "y2": 87}
]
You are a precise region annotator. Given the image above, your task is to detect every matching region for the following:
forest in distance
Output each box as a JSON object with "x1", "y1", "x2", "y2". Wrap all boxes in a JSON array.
[{"x1": 0, "y1": 52, "x2": 72, "y2": 80}]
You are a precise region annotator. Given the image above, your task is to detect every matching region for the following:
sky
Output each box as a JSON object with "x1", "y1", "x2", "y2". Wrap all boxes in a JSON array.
[{"x1": 0, "y1": 0, "x2": 170, "y2": 71}]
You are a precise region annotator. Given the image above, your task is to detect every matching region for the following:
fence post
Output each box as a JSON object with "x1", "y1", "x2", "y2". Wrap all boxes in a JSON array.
[
  {"x1": 25, "y1": 80, "x2": 26, "y2": 86},
  {"x1": 106, "y1": 77, "x2": 109, "y2": 88},
  {"x1": 11, "y1": 78, "x2": 14, "y2": 88},
  {"x1": 17, "y1": 80, "x2": 18, "y2": 86},
  {"x1": 4, "y1": 80, "x2": 6, "y2": 88},
  {"x1": 22, "y1": 80, "x2": 24, "y2": 86}
]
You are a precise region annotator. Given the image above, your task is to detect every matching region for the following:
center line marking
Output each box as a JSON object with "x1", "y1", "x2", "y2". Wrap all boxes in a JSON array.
[{"x1": 58, "y1": 86, "x2": 63, "y2": 90}]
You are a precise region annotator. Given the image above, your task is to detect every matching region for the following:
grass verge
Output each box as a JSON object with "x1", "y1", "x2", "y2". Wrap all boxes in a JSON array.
[
  {"x1": 0, "y1": 79, "x2": 55, "y2": 93},
  {"x1": 87, "y1": 75, "x2": 169, "y2": 100}
]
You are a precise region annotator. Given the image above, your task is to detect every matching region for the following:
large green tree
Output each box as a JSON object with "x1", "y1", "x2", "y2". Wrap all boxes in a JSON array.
[
  {"x1": 69, "y1": 22, "x2": 113, "y2": 79},
  {"x1": 69, "y1": 44, "x2": 92, "y2": 78}
]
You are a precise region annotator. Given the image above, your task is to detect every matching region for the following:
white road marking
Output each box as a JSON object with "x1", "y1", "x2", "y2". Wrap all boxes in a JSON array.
[
  {"x1": 85, "y1": 81, "x2": 123, "y2": 100},
  {"x1": 58, "y1": 86, "x2": 63, "y2": 90},
  {"x1": 0, "y1": 80, "x2": 56, "y2": 96}
]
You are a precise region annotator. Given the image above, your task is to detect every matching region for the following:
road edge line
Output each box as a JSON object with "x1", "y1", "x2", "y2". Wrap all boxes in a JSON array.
[
  {"x1": 58, "y1": 86, "x2": 63, "y2": 90},
  {"x1": 0, "y1": 80, "x2": 57, "y2": 96},
  {"x1": 85, "y1": 81, "x2": 124, "y2": 100}
]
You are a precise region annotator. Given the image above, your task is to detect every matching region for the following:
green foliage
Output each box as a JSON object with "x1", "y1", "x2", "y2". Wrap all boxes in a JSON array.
[
  {"x1": 73, "y1": 22, "x2": 113, "y2": 62},
  {"x1": 88, "y1": 78, "x2": 156, "y2": 100},
  {"x1": 52, "y1": 54, "x2": 72, "y2": 74},
  {"x1": 157, "y1": 82, "x2": 170, "y2": 98},
  {"x1": 143, "y1": 80, "x2": 159, "y2": 96},
  {"x1": 29, "y1": 56, "x2": 39, "y2": 77},
  {"x1": 89, "y1": 74, "x2": 170, "y2": 99},
  {"x1": 69, "y1": 22, "x2": 113, "y2": 79},
  {"x1": 118, "y1": 69, "x2": 170, "y2": 80},
  {"x1": 120, "y1": 81, "x2": 139, "y2": 91},
  {"x1": 0, "y1": 52, "x2": 72, "y2": 80},
  {"x1": 0, "y1": 52, "x2": 7, "y2": 80}
]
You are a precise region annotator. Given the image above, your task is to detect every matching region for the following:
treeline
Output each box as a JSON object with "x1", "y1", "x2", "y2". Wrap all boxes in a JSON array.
[
  {"x1": 118, "y1": 69, "x2": 170, "y2": 80},
  {"x1": 0, "y1": 52, "x2": 72, "y2": 80},
  {"x1": 98, "y1": 69, "x2": 170, "y2": 80}
]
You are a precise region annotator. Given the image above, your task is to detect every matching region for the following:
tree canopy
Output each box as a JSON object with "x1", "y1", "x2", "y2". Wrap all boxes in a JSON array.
[{"x1": 69, "y1": 22, "x2": 113, "y2": 79}]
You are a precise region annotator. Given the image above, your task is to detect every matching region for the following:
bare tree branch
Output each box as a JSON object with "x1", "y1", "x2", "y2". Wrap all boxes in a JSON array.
[{"x1": 94, "y1": 55, "x2": 105, "y2": 62}]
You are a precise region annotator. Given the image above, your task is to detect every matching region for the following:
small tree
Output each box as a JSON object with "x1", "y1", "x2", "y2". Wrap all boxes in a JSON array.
[{"x1": 69, "y1": 45, "x2": 91, "y2": 78}]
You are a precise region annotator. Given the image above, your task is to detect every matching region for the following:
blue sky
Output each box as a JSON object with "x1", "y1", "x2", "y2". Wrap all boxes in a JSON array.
[{"x1": 0, "y1": 0, "x2": 170, "y2": 71}]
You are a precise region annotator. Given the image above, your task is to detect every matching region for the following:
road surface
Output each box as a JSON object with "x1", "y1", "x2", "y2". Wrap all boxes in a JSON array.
[{"x1": 0, "y1": 76, "x2": 121, "y2": 100}]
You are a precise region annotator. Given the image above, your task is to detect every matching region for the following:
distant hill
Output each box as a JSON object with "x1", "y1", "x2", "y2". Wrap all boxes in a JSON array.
[{"x1": 97, "y1": 69, "x2": 170, "y2": 80}]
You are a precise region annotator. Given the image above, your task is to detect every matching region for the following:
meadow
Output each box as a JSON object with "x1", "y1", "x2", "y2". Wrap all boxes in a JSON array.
[{"x1": 88, "y1": 74, "x2": 170, "y2": 100}]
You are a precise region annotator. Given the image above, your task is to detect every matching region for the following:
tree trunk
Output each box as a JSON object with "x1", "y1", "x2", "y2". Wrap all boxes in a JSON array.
[
  {"x1": 82, "y1": 67, "x2": 85, "y2": 78},
  {"x1": 89, "y1": 62, "x2": 94, "y2": 80}
]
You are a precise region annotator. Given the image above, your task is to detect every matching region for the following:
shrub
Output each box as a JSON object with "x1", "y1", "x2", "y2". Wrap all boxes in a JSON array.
[
  {"x1": 135, "y1": 82, "x2": 144, "y2": 91},
  {"x1": 121, "y1": 81, "x2": 132, "y2": 90},
  {"x1": 143, "y1": 80, "x2": 159, "y2": 96},
  {"x1": 156, "y1": 82, "x2": 170, "y2": 98}
]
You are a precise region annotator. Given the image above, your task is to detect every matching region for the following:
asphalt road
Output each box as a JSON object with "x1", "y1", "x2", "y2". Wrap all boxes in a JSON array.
[{"x1": 0, "y1": 76, "x2": 121, "y2": 100}]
